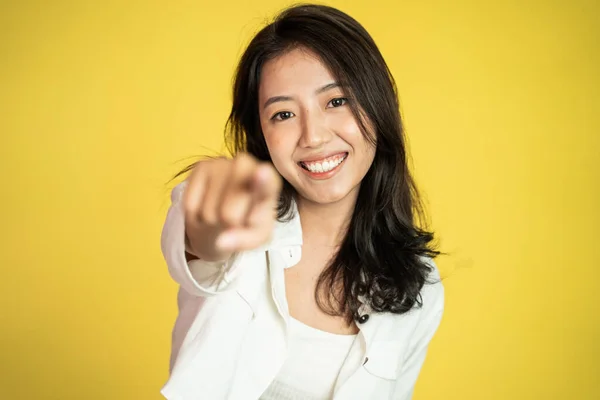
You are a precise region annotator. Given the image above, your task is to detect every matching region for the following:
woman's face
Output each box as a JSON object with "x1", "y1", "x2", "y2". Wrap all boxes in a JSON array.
[{"x1": 258, "y1": 48, "x2": 376, "y2": 206}]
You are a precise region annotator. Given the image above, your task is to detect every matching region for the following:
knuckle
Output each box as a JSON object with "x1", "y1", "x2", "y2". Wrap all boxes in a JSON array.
[
  {"x1": 236, "y1": 153, "x2": 255, "y2": 168},
  {"x1": 194, "y1": 207, "x2": 206, "y2": 224},
  {"x1": 219, "y1": 199, "x2": 245, "y2": 226},
  {"x1": 211, "y1": 159, "x2": 229, "y2": 176},
  {"x1": 190, "y1": 160, "x2": 206, "y2": 177},
  {"x1": 218, "y1": 207, "x2": 236, "y2": 226},
  {"x1": 197, "y1": 206, "x2": 216, "y2": 226},
  {"x1": 182, "y1": 191, "x2": 197, "y2": 214},
  {"x1": 236, "y1": 152, "x2": 250, "y2": 162}
]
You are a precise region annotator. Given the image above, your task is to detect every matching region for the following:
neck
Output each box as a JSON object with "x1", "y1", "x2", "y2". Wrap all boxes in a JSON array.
[{"x1": 296, "y1": 190, "x2": 358, "y2": 248}]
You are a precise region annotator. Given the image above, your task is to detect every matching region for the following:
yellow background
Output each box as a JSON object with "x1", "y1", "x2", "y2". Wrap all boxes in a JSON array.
[{"x1": 1, "y1": 0, "x2": 598, "y2": 399}]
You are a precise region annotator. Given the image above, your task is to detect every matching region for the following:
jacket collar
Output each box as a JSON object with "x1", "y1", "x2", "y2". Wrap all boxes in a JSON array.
[
  {"x1": 265, "y1": 206, "x2": 414, "y2": 382},
  {"x1": 265, "y1": 201, "x2": 388, "y2": 341}
]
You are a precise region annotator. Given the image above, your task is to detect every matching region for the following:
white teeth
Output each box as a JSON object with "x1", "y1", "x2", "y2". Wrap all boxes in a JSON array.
[{"x1": 304, "y1": 155, "x2": 346, "y2": 173}]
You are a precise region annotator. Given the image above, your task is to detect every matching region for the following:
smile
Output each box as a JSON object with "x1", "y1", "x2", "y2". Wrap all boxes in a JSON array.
[{"x1": 299, "y1": 152, "x2": 348, "y2": 174}]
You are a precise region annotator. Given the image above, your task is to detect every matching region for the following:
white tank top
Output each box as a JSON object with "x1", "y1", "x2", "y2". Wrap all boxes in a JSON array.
[{"x1": 260, "y1": 317, "x2": 358, "y2": 400}]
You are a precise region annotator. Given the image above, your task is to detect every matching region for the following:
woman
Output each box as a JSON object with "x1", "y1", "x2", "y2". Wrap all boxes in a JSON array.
[{"x1": 161, "y1": 4, "x2": 444, "y2": 399}]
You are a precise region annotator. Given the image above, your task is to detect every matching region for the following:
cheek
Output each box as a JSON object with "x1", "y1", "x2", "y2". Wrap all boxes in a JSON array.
[
  {"x1": 262, "y1": 116, "x2": 299, "y2": 151},
  {"x1": 364, "y1": 142, "x2": 376, "y2": 167},
  {"x1": 335, "y1": 116, "x2": 376, "y2": 169},
  {"x1": 331, "y1": 111, "x2": 363, "y2": 141},
  {"x1": 263, "y1": 132, "x2": 285, "y2": 163},
  {"x1": 262, "y1": 127, "x2": 298, "y2": 174},
  {"x1": 335, "y1": 116, "x2": 374, "y2": 153},
  {"x1": 264, "y1": 133, "x2": 283, "y2": 151}
]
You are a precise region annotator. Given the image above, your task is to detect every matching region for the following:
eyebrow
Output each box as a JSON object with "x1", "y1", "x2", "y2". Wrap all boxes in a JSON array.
[{"x1": 262, "y1": 82, "x2": 341, "y2": 110}]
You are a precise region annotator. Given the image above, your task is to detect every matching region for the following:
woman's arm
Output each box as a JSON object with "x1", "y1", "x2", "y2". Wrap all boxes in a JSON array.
[
  {"x1": 161, "y1": 155, "x2": 281, "y2": 297},
  {"x1": 161, "y1": 181, "x2": 244, "y2": 296}
]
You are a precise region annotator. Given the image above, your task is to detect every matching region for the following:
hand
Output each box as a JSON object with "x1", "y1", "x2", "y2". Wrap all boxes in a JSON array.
[{"x1": 182, "y1": 153, "x2": 282, "y2": 262}]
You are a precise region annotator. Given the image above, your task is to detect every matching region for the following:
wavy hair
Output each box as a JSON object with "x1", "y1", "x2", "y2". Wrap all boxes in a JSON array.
[{"x1": 185, "y1": 4, "x2": 440, "y2": 322}]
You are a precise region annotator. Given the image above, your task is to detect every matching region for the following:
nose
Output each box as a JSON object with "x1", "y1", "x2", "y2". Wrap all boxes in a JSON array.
[{"x1": 298, "y1": 109, "x2": 332, "y2": 148}]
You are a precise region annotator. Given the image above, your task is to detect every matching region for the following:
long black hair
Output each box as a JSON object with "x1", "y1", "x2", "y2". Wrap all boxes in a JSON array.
[{"x1": 185, "y1": 4, "x2": 440, "y2": 322}]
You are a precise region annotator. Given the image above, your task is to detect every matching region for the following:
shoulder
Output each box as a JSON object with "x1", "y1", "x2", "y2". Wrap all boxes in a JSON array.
[
  {"x1": 374, "y1": 257, "x2": 444, "y2": 333},
  {"x1": 169, "y1": 180, "x2": 188, "y2": 204},
  {"x1": 382, "y1": 257, "x2": 444, "y2": 357},
  {"x1": 417, "y1": 256, "x2": 445, "y2": 322}
]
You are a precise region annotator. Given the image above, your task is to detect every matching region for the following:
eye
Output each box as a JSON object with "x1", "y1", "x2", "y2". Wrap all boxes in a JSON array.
[
  {"x1": 271, "y1": 111, "x2": 295, "y2": 121},
  {"x1": 327, "y1": 97, "x2": 348, "y2": 108}
]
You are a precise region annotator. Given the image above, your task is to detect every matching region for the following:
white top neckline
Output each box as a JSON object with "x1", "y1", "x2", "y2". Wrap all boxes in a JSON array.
[
  {"x1": 260, "y1": 317, "x2": 358, "y2": 399},
  {"x1": 289, "y1": 316, "x2": 357, "y2": 342}
]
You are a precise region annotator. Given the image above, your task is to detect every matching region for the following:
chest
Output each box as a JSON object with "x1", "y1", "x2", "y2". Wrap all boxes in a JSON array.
[
  {"x1": 283, "y1": 254, "x2": 358, "y2": 335},
  {"x1": 165, "y1": 248, "x2": 414, "y2": 400}
]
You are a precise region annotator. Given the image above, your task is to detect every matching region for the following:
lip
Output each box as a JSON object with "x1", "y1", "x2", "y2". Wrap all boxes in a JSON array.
[
  {"x1": 298, "y1": 151, "x2": 347, "y2": 164},
  {"x1": 297, "y1": 152, "x2": 348, "y2": 180}
]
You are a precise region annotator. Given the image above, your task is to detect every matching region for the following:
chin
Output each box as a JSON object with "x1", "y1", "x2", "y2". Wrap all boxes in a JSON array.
[{"x1": 301, "y1": 186, "x2": 356, "y2": 205}]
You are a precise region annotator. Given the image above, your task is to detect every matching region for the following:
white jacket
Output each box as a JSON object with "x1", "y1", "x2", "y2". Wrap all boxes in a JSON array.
[{"x1": 160, "y1": 182, "x2": 444, "y2": 400}]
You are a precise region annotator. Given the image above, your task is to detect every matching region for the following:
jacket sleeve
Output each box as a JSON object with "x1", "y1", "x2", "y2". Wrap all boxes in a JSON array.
[
  {"x1": 160, "y1": 181, "x2": 245, "y2": 297},
  {"x1": 393, "y1": 261, "x2": 445, "y2": 399}
]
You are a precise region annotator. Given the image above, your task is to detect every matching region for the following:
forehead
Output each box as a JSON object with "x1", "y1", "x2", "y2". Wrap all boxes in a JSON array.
[{"x1": 259, "y1": 48, "x2": 336, "y2": 98}]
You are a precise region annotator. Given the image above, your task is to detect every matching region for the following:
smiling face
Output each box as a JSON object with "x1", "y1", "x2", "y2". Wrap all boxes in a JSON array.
[{"x1": 258, "y1": 48, "x2": 376, "y2": 207}]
